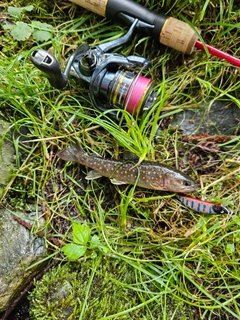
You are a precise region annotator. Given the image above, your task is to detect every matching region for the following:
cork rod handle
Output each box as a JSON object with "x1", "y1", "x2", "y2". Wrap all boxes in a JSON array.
[{"x1": 69, "y1": 0, "x2": 198, "y2": 54}]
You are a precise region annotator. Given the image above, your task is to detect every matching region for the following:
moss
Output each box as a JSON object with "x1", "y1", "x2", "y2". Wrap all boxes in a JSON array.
[{"x1": 29, "y1": 257, "x2": 193, "y2": 320}]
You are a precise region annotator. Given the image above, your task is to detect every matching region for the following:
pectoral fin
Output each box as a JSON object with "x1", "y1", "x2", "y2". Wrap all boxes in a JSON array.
[
  {"x1": 110, "y1": 178, "x2": 128, "y2": 185},
  {"x1": 85, "y1": 170, "x2": 102, "y2": 180}
]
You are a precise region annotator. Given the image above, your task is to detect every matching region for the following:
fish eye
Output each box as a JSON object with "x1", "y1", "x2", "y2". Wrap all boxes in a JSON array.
[{"x1": 182, "y1": 180, "x2": 192, "y2": 187}]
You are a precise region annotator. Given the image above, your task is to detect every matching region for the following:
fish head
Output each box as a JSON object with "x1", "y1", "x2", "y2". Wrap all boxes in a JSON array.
[
  {"x1": 165, "y1": 171, "x2": 197, "y2": 193},
  {"x1": 151, "y1": 169, "x2": 197, "y2": 193}
]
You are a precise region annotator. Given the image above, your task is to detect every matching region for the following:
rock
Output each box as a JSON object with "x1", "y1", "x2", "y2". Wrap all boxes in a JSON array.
[
  {"x1": 0, "y1": 208, "x2": 47, "y2": 312},
  {"x1": 171, "y1": 100, "x2": 240, "y2": 136},
  {"x1": 0, "y1": 119, "x2": 47, "y2": 313}
]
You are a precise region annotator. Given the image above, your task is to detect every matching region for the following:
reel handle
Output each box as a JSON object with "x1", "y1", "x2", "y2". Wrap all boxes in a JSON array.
[{"x1": 30, "y1": 49, "x2": 68, "y2": 89}]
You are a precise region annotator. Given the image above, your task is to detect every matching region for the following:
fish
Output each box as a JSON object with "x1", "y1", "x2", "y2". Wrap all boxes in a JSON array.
[
  {"x1": 176, "y1": 194, "x2": 231, "y2": 214},
  {"x1": 57, "y1": 144, "x2": 197, "y2": 193}
]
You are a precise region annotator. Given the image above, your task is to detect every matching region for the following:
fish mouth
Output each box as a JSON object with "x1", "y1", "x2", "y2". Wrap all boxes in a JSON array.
[{"x1": 178, "y1": 184, "x2": 198, "y2": 194}]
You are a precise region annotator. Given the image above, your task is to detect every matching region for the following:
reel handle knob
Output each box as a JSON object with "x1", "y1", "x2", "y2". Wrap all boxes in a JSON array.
[{"x1": 30, "y1": 49, "x2": 68, "y2": 89}]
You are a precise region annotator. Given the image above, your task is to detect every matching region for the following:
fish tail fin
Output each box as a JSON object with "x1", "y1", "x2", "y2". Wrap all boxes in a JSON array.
[{"x1": 57, "y1": 143, "x2": 86, "y2": 162}]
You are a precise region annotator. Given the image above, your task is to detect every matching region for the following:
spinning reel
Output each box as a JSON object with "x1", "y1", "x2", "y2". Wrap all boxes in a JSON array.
[{"x1": 30, "y1": 19, "x2": 156, "y2": 119}]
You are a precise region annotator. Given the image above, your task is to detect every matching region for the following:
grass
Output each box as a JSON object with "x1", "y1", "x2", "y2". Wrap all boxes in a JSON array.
[{"x1": 0, "y1": 0, "x2": 239, "y2": 319}]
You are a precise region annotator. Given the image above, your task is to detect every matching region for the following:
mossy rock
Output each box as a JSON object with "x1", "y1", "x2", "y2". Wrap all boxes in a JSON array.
[
  {"x1": 0, "y1": 119, "x2": 15, "y2": 190},
  {"x1": 29, "y1": 257, "x2": 193, "y2": 320}
]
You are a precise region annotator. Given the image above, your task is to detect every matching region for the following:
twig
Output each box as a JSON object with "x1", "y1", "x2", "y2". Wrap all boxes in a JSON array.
[{"x1": 12, "y1": 215, "x2": 66, "y2": 247}]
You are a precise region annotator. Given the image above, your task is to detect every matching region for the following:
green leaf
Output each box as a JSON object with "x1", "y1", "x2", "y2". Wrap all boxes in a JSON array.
[
  {"x1": 8, "y1": 5, "x2": 34, "y2": 18},
  {"x1": 225, "y1": 243, "x2": 235, "y2": 254},
  {"x1": 72, "y1": 222, "x2": 90, "y2": 245},
  {"x1": 30, "y1": 21, "x2": 53, "y2": 31},
  {"x1": 32, "y1": 30, "x2": 51, "y2": 42},
  {"x1": 62, "y1": 243, "x2": 86, "y2": 260},
  {"x1": 31, "y1": 21, "x2": 53, "y2": 42},
  {"x1": 3, "y1": 24, "x2": 15, "y2": 31},
  {"x1": 90, "y1": 235, "x2": 101, "y2": 249},
  {"x1": 9, "y1": 22, "x2": 32, "y2": 41}
]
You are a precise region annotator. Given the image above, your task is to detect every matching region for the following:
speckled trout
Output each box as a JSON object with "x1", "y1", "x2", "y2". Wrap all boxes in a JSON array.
[{"x1": 57, "y1": 144, "x2": 197, "y2": 193}]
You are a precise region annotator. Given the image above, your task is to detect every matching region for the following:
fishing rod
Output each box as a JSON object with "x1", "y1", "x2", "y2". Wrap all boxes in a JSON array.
[
  {"x1": 30, "y1": 0, "x2": 240, "y2": 118},
  {"x1": 69, "y1": 0, "x2": 240, "y2": 67}
]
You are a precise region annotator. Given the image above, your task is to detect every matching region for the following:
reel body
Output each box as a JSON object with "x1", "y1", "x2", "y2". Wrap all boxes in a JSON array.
[{"x1": 30, "y1": 18, "x2": 156, "y2": 118}]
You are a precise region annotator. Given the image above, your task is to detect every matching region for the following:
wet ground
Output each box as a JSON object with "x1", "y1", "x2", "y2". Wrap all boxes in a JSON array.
[{"x1": 1, "y1": 100, "x2": 239, "y2": 320}]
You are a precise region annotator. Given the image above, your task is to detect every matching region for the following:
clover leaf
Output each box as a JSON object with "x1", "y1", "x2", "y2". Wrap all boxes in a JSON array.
[
  {"x1": 4, "y1": 22, "x2": 32, "y2": 41},
  {"x1": 8, "y1": 5, "x2": 34, "y2": 18}
]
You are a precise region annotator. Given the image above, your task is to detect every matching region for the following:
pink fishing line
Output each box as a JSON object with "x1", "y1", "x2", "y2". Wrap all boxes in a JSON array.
[{"x1": 125, "y1": 76, "x2": 152, "y2": 114}]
